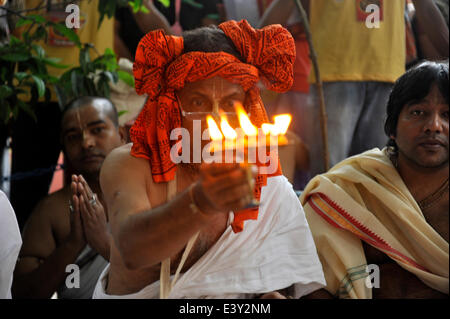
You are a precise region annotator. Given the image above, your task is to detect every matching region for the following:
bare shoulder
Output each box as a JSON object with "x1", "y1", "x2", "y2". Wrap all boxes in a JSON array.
[
  {"x1": 100, "y1": 144, "x2": 153, "y2": 220},
  {"x1": 100, "y1": 143, "x2": 153, "y2": 202},
  {"x1": 101, "y1": 143, "x2": 151, "y2": 183},
  {"x1": 19, "y1": 187, "x2": 70, "y2": 260},
  {"x1": 29, "y1": 187, "x2": 70, "y2": 226}
]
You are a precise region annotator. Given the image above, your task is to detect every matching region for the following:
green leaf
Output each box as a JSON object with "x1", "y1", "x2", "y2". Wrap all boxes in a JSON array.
[
  {"x1": 183, "y1": 0, "x2": 203, "y2": 9},
  {"x1": 118, "y1": 70, "x2": 135, "y2": 87},
  {"x1": 71, "y1": 71, "x2": 81, "y2": 97},
  {"x1": 1, "y1": 68, "x2": 8, "y2": 82},
  {"x1": 47, "y1": 75, "x2": 60, "y2": 84},
  {"x1": 0, "y1": 85, "x2": 13, "y2": 99},
  {"x1": 108, "y1": 1, "x2": 117, "y2": 17},
  {"x1": 52, "y1": 23, "x2": 81, "y2": 48},
  {"x1": 118, "y1": 110, "x2": 128, "y2": 117},
  {"x1": 139, "y1": 5, "x2": 150, "y2": 13},
  {"x1": 27, "y1": 14, "x2": 47, "y2": 24},
  {"x1": 9, "y1": 35, "x2": 21, "y2": 45},
  {"x1": 30, "y1": 75, "x2": 45, "y2": 97},
  {"x1": 43, "y1": 57, "x2": 70, "y2": 69},
  {"x1": 79, "y1": 46, "x2": 92, "y2": 72},
  {"x1": 206, "y1": 13, "x2": 220, "y2": 20},
  {"x1": 84, "y1": 77, "x2": 96, "y2": 96},
  {"x1": 102, "y1": 71, "x2": 117, "y2": 84},
  {"x1": 97, "y1": 0, "x2": 116, "y2": 29},
  {"x1": 1, "y1": 53, "x2": 30, "y2": 62},
  {"x1": 157, "y1": 0, "x2": 170, "y2": 8},
  {"x1": 54, "y1": 84, "x2": 69, "y2": 110},
  {"x1": 131, "y1": 0, "x2": 143, "y2": 13},
  {"x1": 30, "y1": 25, "x2": 48, "y2": 42},
  {"x1": 32, "y1": 44, "x2": 45, "y2": 59},
  {"x1": 15, "y1": 18, "x2": 33, "y2": 28},
  {"x1": 103, "y1": 80, "x2": 111, "y2": 97},
  {"x1": 14, "y1": 72, "x2": 29, "y2": 82},
  {"x1": 17, "y1": 100, "x2": 37, "y2": 122},
  {"x1": 104, "y1": 47, "x2": 116, "y2": 57}
]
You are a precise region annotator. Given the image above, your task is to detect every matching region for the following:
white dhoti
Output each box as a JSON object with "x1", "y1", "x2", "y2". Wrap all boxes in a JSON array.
[
  {"x1": 93, "y1": 176, "x2": 325, "y2": 299},
  {"x1": 0, "y1": 191, "x2": 22, "y2": 299}
]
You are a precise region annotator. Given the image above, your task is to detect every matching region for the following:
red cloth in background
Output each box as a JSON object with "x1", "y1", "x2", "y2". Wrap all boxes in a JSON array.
[{"x1": 258, "y1": 0, "x2": 311, "y2": 93}]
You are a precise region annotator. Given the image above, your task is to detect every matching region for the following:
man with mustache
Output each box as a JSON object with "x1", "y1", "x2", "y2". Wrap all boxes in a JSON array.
[
  {"x1": 92, "y1": 21, "x2": 326, "y2": 299},
  {"x1": 301, "y1": 61, "x2": 449, "y2": 298},
  {"x1": 12, "y1": 96, "x2": 126, "y2": 298}
]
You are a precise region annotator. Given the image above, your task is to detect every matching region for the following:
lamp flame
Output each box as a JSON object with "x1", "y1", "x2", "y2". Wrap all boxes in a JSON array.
[
  {"x1": 261, "y1": 123, "x2": 278, "y2": 135},
  {"x1": 235, "y1": 103, "x2": 257, "y2": 136},
  {"x1": 273, "y1": 114, "x2": 291, "y2": 135},
  {"x1": 206, "y1": 115, "x2": 223, "y2": 141},
  {"x1": 220, "y1": 113, "x2": 237, "y2": 140}
]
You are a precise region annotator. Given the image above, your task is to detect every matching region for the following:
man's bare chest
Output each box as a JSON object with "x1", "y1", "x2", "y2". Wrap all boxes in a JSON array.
[
  {"x1": 421, "y1": 193, "x2": 449, "y2": 243},
  {"x1": 170, "y1": 213, "x2": 228, "y2": 274}
]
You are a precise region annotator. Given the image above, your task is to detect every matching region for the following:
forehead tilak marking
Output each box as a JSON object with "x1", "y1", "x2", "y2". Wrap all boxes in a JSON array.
[{"x1": 74, "y1": 107, "x2": 89, "y2": 141}]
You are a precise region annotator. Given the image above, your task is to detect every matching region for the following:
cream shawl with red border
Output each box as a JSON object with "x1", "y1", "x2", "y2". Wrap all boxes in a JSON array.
[{"x1": 300, "y1": 148, "x2": 449, "y2": 298}]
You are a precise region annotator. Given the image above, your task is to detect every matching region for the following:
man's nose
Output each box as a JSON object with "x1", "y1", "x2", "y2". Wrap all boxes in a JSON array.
[
  {"x1": 212, "y1": 100, "x2": 220, "y2": 121},
  {"x1": 81, "y1": 131, "x2": 95, "y2": 149},
  {"x1": 424, "y1": 112, "x2": 444, "y2": 134}
]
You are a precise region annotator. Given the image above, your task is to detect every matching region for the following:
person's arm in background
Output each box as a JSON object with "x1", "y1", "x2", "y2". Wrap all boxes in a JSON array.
[
  {"x1": 136, "y1": 0, "x2": 173, "y2": 34},
  {"x1": 12, "y1": 197, "x2": 86, "y2": 299},
  {"x1": 114, "y1": 20, "x2": 134, "y2": 61},
  {"x1": 258, "y1": 0, "x2": 309, "y2": 28},
  {"x1": 412, "y1": 0, "x2": 449, "y2": 59}
]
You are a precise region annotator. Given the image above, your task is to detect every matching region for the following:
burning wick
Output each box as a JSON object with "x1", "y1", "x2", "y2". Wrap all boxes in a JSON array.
[{"x1": 206, "y1": 103, "x2": 292, "y2": 208}]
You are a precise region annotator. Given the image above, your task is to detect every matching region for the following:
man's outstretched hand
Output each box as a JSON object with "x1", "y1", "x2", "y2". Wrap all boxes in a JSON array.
[{"x1": 192, "y1": 163, "x2": 258, "y2": 215}]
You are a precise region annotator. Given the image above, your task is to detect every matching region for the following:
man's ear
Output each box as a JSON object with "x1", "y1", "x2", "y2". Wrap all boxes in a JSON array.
[{"x1": 118, "y1": 125, "x2": 128, "y2": 144}]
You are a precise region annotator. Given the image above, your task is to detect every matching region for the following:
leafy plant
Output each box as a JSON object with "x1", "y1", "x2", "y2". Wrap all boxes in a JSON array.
[
  {"x1": 0, "y1": 14, "x2": 73, "y2": 124},
  {"x1": 0, "y1": 0, "x2": 169, "y2": 125},
  {"x1": 55, "y1": 45, "x2": 128, "y2": 107},
  {"x1": 97, "y1": 0, "x2": 170, "y2": 28}
]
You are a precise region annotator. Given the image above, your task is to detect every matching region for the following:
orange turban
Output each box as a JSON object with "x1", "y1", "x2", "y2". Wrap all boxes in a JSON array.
[{"x1": 131, "y1": 20, "x2": 295, "y2": 232}]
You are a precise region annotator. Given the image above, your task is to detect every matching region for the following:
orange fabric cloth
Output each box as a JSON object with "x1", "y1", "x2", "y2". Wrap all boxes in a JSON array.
[{"x1": 130, "y1": 20, "x2": 295, "y2": 232}]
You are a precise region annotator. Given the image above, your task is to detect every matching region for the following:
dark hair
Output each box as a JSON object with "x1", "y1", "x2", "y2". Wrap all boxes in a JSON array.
[
  {"x1": 182, "y1": 25, "x2": 243, "y2": 61},
  {"x1": 62, "y1": 96, "x2": 119, "y2": 127},
  {"x1": 384, "y1": 60, "x2": 449, "y2": 151}
]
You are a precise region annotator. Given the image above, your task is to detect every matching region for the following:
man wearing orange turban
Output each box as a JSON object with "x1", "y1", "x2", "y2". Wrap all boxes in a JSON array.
[{"x1": 93, "y1": 20, "x2": 325, "y2": 299}]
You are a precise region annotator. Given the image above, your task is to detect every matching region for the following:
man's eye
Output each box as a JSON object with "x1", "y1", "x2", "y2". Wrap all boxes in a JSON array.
[
  {"x1": 223, "y1": 99, "x2": 237, "y2": 111},
  {"x1": 66, "y1": 134, "x2": 81, "y2": 142},
  {"x1": 191, "y1": 99, "x2": 204, "y2": 107},
  {"x1": 442, "y1": 111, "x2": 449, "y2": 120},
  {"x1": 92, "y1": 127, "x2": 104, "y2": 134},
  {"x1": 411, "y1": 110, "x2": 424, "y2": 116}
]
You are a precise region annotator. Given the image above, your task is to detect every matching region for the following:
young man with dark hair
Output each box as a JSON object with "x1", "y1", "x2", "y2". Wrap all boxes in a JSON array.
[
  {"x1": 301, "y1": 61, "x2": 449, "y2": 299},
  {"x1": 12, "y1": 97, "x2": 126, "y2": 299},
  {"x1": 93, "y1": 21, "x2": 326, "y2": 299}
]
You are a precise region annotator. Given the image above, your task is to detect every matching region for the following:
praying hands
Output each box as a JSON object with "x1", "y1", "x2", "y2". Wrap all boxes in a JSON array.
[{"x1": 70, "y1": 175, "x2": 111, "y2": 261}]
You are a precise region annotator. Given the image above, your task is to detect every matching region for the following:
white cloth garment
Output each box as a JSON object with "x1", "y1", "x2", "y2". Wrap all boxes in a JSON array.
[
  {"x1": 93, "y1": 176, "x2": 326, "y2": 298},
  {"x1": 0, "y1": 190, "x2": 22, "y2": 299},
  {"x1": 57, "y1": 245, "x2": 108, "y2": 299}
]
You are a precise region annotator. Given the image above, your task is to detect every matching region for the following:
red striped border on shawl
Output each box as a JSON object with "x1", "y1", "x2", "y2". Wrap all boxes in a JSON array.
[{"x1": 306, "y1": 192, "x2": 428, "y2": 272}]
